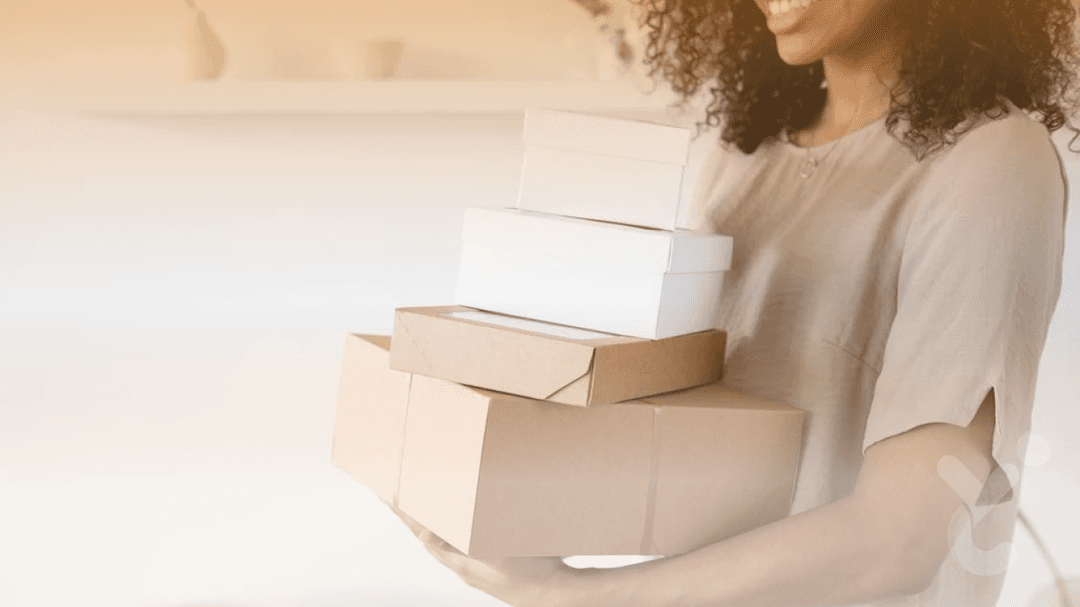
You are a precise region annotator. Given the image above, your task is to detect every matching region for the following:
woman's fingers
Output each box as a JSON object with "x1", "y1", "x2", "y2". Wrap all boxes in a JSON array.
[
  {"x1": 389, "y1": 506, "x2": 469, "y2": 572},
  {"x1": 389, "y1": 505, "x2": 466, "y2": 566},
  {"x1": 420, "y1": 529, "x2": 452, "y2": 550},
  {"x1": 388, "y1": 503, "x2": 426, "y2": 537},
  {"x1": 422, "y1": 535, "x2": 476, "y2": 580}
]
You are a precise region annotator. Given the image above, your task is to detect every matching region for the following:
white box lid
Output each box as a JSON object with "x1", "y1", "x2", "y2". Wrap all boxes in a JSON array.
[
  {"x1": 461, "y1": 207, "x2": 732, "y2": 274},
  {"x1": 523, "y1": 108, "x2": 692, "y2": 166}
]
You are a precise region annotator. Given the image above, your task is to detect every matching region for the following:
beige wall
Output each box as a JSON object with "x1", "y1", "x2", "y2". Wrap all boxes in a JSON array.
[
  {"x1": 0, "y1": 0, "x2": 615, "y2": 82},
  {"x1": 0, "y1": 1, "x2": 203, "y2": 82}
]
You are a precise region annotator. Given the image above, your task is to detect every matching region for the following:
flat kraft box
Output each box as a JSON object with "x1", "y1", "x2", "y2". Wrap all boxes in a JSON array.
[
  {"x1": 518, "y1": 109, "x2": 693, "y2": 230},
  {"x1": 389, "y1": 305, "x2": 726, "y2": 407},
  {"x1": 455, "y1": 207, "x2": 734, "y2": 340},
  {"x1": 333, "y1": 334, "x2": 805, "y2": 558}
]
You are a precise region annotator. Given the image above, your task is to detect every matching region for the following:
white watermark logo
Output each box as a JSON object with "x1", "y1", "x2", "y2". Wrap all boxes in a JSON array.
[{"x1": 936, "y1": 431, "x2": 1050, "y2": 576}]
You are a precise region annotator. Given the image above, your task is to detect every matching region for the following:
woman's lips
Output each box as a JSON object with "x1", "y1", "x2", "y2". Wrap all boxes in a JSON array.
[{"x1": 765, "y1": 0, "x2": 817, "y2": 34}]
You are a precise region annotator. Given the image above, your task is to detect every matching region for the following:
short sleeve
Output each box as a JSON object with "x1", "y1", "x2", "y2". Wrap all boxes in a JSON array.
[{"x1": 861, "y1": 114, "x2": 1067, "y2": 477}]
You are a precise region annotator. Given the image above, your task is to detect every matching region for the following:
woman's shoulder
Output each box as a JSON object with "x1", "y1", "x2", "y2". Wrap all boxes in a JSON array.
[
  {"x1": 925, "y1": 98, "x2": 1061, "y2": 169},
  {"x1": 910, "y1": 98, "x2": 1068, "y2": 227}
]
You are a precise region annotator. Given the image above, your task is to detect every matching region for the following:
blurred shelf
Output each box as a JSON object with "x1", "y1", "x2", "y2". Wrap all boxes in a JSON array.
[{"x1": 29, "y1": 80, "x2": 684, "y2": 114}]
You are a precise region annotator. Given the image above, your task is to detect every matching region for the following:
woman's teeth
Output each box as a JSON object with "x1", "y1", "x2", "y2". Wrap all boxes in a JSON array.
[{"x1": 768, "y1": 0, "x2": 812, "y2": 16}]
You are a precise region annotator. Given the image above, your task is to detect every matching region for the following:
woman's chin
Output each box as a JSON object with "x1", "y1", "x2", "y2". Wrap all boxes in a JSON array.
[{"x1": 775, "y1": 37, "x2": 825, "y2": 66}]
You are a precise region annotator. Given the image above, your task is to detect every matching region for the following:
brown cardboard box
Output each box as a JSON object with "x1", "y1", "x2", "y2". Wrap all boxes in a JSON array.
[
  {"x1": 389, "y1": 305, "x2": 727, "y2": 406},
  {"x1": 333, "y1": 334, "x2": 805, "y2": 558}
]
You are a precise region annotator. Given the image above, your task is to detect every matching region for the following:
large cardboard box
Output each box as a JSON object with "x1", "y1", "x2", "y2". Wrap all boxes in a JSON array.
[
  {"x1": 454, "y1": 207, "x2": 734, "y2": 339},
  {"x1": 333, "y1": 334, "x2": 805, "y2": 558},
  {"x1": 389, "y1": 305, "x2": 726, "y2": 406},
  {"x1": 517, "y1": 108, "x2": 692, "y2": 230}
]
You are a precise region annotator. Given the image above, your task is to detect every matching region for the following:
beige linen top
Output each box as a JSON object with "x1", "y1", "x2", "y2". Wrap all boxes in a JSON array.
[{"x1": 687, "y1": 98, "x2": 1068, "y2": 606}]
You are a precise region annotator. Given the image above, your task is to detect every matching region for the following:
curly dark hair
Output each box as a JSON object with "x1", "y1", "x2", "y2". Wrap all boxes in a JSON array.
[{"x1": 634, "y1": 0, "x2": 1080, "y2": 159}]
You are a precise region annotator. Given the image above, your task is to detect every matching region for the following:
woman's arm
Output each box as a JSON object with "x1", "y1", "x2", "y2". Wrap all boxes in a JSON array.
[
  {"x1": 574, "y1": 393, "x2": 999, "y2": 607},
  {"x1": 411, "y1": 392, "x2": 998, "y2": 607}
]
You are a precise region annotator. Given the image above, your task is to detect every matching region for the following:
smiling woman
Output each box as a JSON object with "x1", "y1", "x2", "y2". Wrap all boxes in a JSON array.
[
  {"x1": 391, "y1": 0, "x2": 1079, "y2": 606},
  {"x1": 638, "y1": 0, "x2": 1080, "y2": 156},
  {"x1": 762, "y1": 0, "x2": 820, "y2": 35}
]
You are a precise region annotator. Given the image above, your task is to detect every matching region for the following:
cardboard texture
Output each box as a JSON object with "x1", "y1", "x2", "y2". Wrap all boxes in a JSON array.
[
  {"x1": 333, "y1": 334, "x2": 806, "y2": 558},
  {"x1": 330, "y1": 334, "x2": 410, "y2": 505},
  {"x1": 455, "y1": 208, "x2": 734, "y2": 340},
  {"x1": 518, "y1": 109, "x2": 693, "y2": 230},
  {"x1": 389, "y1": 305, "x2": 727, "y2": 406}
]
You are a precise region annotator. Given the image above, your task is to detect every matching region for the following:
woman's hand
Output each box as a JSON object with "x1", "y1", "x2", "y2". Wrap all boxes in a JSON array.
[{"x1": 389, "y1": 504, "x2": 589, "y2": 607}]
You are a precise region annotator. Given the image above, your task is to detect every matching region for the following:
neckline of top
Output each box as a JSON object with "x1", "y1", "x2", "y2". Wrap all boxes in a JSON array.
[{"x1": 778, "y1": 114, "x2": 889, "y2": 151}]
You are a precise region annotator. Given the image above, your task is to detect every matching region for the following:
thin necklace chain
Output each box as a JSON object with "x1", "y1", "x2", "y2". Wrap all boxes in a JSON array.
[
  {"x1": 795, "y1": 81, "x2": 889, "y2": 177},
  {"x1": 794, "y1": 108, "x2": 883, "y2": 177},
  {"x1": 796, "y1": 135, "x2": 846, "y2": 178}
]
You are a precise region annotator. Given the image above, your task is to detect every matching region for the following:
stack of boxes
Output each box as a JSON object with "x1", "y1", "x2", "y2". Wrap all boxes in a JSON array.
[{"x1": 333, "y1": 110, "x2": 806, "y2": 558}]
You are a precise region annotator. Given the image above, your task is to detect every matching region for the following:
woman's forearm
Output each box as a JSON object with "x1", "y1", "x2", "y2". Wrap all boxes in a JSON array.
[
  {"x1": 575, "y1": 494, "x2": 927, "y2": 607},
  {"x1": 561, "y1": 402, "x2": 997, "y2": 607}
]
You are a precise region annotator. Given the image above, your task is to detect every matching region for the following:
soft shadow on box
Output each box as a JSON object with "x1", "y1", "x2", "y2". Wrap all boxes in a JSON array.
[
  {"x1": 0, "y1": 1, "x2": 215, "y2": 83},
  {"x1": 201, "y1": 0, "x2": 605, "y2": 80}
]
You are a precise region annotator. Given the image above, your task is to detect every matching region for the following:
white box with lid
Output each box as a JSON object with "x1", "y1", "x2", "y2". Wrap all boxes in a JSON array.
[
  {"x1": 454, "y1": 207, "x2": 733, "y2": 340},
  {"x1": 516, "y1": 109, "x2": 693, "y2": 231}
]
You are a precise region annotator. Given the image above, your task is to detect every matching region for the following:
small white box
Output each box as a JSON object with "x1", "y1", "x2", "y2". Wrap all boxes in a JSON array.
[
  {"x1": 454, "y1": 207, "x2": 733, "y2": 340},
  {"x1": 517, "y1": 109, "x2": 693, "y2": 231},
  {"x1": 522, "y1": 108, "x2": 692, "y2": 164}
]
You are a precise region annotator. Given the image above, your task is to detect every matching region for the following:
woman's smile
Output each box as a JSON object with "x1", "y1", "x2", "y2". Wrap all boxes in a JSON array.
[
  {"x1": 764, "y1": 0, "x2": 820, "y2": 34},
  {"x1": 755, "y1": 0, "x2": 902, "y2": 69}
]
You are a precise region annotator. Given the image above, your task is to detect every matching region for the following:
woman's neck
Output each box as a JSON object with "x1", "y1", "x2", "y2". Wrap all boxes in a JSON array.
[
  {"x1": 794, "y1": 78, "x2": 892, "y2": 148},
  {"x1": 795, "y1": 10, "x2": 907, "y2": 148}
]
